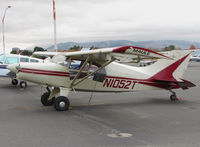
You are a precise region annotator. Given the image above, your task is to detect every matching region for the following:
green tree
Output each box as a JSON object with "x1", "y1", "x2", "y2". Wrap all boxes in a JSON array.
[
  {"x1": 10, "y1": 50, "x2": 17, "y2": 54},
  {"x1": 32, "y1": 55, "x2": 47, "y2": 60},
  {"x1": 90, "y1": 46, "x2": 99, "y2": 50},
  {"x1": 33, "y1": 46, "x2": 46, "y2": 52},
  {"x1": 20, "y1": 50, "x2": 33, "y2": 56},
  {"x1": 69, "y1": 45, "x2": 82, "y2": 51},
  {"x1": 164, "y1": 45, "x2": 175, "y2": 51}
]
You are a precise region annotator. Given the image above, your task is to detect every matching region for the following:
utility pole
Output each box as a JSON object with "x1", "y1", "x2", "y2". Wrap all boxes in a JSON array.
[
  {"x1": 2, "y1": 6, "x2": 11, "y2": 54},
  {"x1": 53, "y1": 0, "x2": 57, "y2": 52}
]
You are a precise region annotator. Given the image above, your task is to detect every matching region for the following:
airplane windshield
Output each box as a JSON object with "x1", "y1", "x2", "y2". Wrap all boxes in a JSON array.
[
  {"x1": 5, "y1": 57, "x2": 19, "y2": 64},
  {"x1": 0, "y1": 55, "x2": 5, "y2": 64}
]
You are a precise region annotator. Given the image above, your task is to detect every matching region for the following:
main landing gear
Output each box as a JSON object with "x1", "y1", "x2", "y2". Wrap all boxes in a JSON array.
[
  {"x1": 169, "y1": 90, "x2": 182, "y2": 101},
  {"x1": 11, "y1": 78, "x2": 18, "y2": 85},
  {"x1": 41, "y1": 92, "x2": 55, "y2": 106},
  {"x1": 54, "y1": 96, "x2": 70, "y2": 111},
  {"x1": 41, "y1": 87, "x2": 70, "y2": 111},
  {"x1": 11, "y1": 78, "x2": 27, "y2": 89}
]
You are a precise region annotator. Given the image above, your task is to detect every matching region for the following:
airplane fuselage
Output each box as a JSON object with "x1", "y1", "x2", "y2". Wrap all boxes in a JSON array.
[{"x1": 15, "y1": 62, "x2": 168, "y2": 92}]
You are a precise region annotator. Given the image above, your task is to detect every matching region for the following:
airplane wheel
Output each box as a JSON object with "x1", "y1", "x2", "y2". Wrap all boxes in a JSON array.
[
  {"x1": 19, "y1": 81, "x2": 27, "y2": 89},
  {"x1": 11, "y1": 79, "x2": 18, "y2": 85},
  {"x1": 54, "y1": 96, "x2": 70, "y2": 111},
  {"x1": 170, "y1": 95, "x2": 177, "y2": 101},
  {"x1": 41, "y1": 92, "x2": 54, "y2": 106}
]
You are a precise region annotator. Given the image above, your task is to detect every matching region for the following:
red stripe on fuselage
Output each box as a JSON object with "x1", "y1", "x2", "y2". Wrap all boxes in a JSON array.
[
  {"x1": 21, "y1": 68, "x2": 69, "y2": 75},
  {"x1": 20, "y1": 68, "x2": 69, "y2": 77}
]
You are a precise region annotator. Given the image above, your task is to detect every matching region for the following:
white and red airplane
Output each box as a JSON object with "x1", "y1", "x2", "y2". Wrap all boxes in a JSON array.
[{"x1": 7, "y1": 46, "x2": 196, "y2": 111}]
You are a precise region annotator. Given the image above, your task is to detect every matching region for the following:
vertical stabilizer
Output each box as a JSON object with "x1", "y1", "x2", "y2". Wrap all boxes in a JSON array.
[{"x1": 143, "y1": 50, "x2": 193, "y2": 82}]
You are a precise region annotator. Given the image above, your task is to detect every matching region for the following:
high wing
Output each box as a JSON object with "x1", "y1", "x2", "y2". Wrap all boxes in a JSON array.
[{"x1": 34, "y1": 46, "x2": 172, "y2": 63}]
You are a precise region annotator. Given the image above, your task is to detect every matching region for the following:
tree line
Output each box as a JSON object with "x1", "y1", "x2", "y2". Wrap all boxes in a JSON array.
[
  {"x1": 10, "y1": 47, "x2": 47, "y2": 59},
  {"x1": 10, "y1": 45, "x2": 99, "y2": 58},
  {"x1": 10, "y1": 44, "x2": 196, "y2": 59}
]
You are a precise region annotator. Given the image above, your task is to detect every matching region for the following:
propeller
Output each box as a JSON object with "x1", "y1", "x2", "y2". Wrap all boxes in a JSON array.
[{"x1": 7, "y1": 63, "x2": 21, "y2": 73}]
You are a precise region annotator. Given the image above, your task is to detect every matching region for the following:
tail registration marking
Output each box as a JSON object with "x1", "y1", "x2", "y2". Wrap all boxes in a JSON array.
[{"x1": 103, "y1": 78, "x2": 136, "y2": 90}]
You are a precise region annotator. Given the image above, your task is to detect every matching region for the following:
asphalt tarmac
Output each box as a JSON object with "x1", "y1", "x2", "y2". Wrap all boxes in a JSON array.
[{"x1": 0, "y1": 62, "x2": 200, "y2": 147}]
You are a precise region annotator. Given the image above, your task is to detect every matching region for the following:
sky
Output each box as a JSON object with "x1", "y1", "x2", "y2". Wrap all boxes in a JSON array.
[{"x1": 1, "y1": 0, "x2": 200, "y2": 52}]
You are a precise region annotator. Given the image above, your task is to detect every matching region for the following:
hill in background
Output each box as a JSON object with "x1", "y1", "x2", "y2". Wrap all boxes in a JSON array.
[{"x1": 46, "y1": 40, "x2": 200, "y2": 50}]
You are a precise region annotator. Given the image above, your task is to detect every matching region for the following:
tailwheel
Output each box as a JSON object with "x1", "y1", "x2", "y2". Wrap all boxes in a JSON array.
[
  {"x1": 41, "y1": 92, "x2": 55, "y2": 106},
  {"x1": 19, "y1": 81, "x2": 27, "y2": 89},
  {"x1": 170, "y1": 94, "x2": 177, "y2": 101},
  {"x1": 169, "y1": 90, "x2": 182, "y2": 101},
  {"x1": 11, "y1": 79, "x2": 18, "y2": 86},
  {"x1": 54, "y1": 96, "x2": 70, "y2": 111}
]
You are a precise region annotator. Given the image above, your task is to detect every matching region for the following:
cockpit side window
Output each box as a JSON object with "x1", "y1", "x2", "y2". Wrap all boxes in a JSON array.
[
  {"x1": 0, "y1": 55, "x2": 5, "y2": 64},
  {"x1": 69, "y1": 60, "x2": 82, "y2": 70},
  {"x1": 20, "y1": 57, "x2": 29, "y2": 62},
  {"x1": 30, "y1": 59, "x2": 39, "y2": 62},
  {"x1": 5, "y1": 57, "x2": 19, "y2": 64}
]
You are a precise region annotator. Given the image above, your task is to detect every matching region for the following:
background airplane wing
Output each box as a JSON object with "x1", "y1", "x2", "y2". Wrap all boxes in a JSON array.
[{"x1": 33, "y1": 52, "x2": 63, "y2": 57}]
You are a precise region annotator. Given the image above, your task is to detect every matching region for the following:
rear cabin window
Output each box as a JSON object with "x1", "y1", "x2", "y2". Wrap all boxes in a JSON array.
[
  {"x1": 5, "y1": 57, "x2": 19, "y2": 64},
  {"x1": 20, "y1": 57, "x2": 29, "y2": 62},
  {"x1": 30, "y1": 59, "x2": 39, "y2": 62}
]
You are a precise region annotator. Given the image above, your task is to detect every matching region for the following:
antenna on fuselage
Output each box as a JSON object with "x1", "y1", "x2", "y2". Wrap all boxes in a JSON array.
[{"x1": 53, "y1": 0, "x2": 57, "y2": 52}]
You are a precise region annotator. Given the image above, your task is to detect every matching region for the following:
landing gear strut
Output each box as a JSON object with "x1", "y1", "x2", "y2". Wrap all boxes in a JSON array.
[
  {"x1": 41, "y1": 92, "x2": 55, "y2": 106},
  {"x1": 169, "y1": 90, "x2": 182, "y2": 101},
  {"x1": 40, "y1": 87, "x2": 71, "y2": 111}
]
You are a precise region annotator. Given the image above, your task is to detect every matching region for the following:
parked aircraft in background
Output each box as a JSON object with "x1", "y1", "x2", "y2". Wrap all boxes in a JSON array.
[
  {"x1": 190, "y1": 50, "x2": 200, "y2": 62},
  {"x1": 8, "y1": 46, "x2": 196, "y2": 111},
  {"x1": 139, "y1": 49, "x2": 200, "y2": 66},
  {"x1": 139, "y1": 59, "x2": 156, "y2": 66},
  {"x1": 0, "y1": 54, "x2": 44, "y2": 88}
]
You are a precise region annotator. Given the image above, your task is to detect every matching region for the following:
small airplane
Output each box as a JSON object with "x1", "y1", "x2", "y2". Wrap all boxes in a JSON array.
[
  {"x1": 139, "y1": 59, "x2": 156, "y2": 66},
  {"x1": 190, "y1": 50, "x2": 200, "y2": 62},
  {"x1": 0, "y1": 53, "x2": 44, "y2": 88},
  {"x1": 8, "y1": 46, "x2": 196, "y2": 111}
]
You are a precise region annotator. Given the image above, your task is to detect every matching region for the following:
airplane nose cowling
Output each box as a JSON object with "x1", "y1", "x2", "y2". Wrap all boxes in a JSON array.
[{"x1": 7, "y1": 63, "x2": 20, "y2": 73}]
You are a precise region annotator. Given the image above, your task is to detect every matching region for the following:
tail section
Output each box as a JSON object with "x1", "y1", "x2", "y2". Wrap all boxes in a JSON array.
[
  {"x1": 142, "y1": 50, "x2": 196, "y2": 90},
  {"x1": 151, "y1": 50, "x2": 192, "y2": 82}
]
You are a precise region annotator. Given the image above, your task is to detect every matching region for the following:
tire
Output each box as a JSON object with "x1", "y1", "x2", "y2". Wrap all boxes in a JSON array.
[
  {"x1": 11, "y1": 79, "x2": 18, "y2": 85},
  {"x1": 19, "y1": 81, "x2": 27, "y2": 89},
  {"x1": 41, "y1": 92, "x2": 54, "y2": 106},
  {"x1": 54, "y1": 96, "x2": 70, "y2": 111},
  {"x1": 170, "y1": 95, "x2": 176, "y2": 101}
]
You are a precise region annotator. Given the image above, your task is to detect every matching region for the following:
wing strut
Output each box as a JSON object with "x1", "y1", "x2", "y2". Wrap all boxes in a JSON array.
[
  {"x1": 70, "y1": 57, "x2": 116, "y2": 88},
  {"x1": 70, "y1": 55, "x2": 90, "y2": 87}
]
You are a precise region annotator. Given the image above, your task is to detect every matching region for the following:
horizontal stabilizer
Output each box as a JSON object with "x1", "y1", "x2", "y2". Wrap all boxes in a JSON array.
[
  {"x1": 154, "y1": 79, "x2": 196, "y2": 90},
  {"x1": 176, "y1": 79, "x2": 196, "y2": 90}
]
